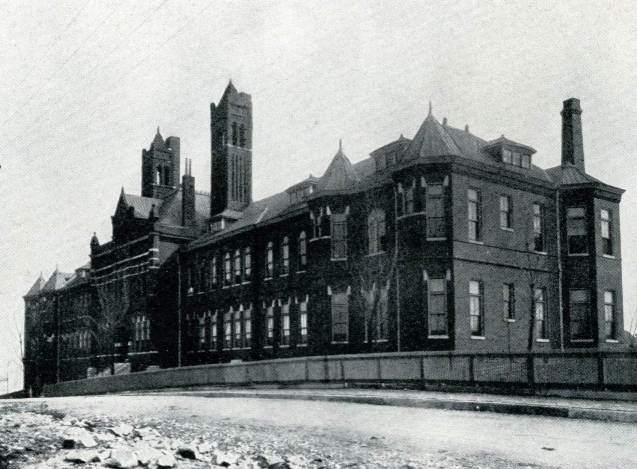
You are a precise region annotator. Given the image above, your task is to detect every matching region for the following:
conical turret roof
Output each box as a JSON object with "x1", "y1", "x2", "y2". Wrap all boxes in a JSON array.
[
  {"x1": 315, "y1": 140, "x2": 360, "y2": 193},
  {"x1": 405, "y1": 107, "x2": 462, "y2": 160},
  {"x1": 24, "y1": 273, "x2": 46, "y2": 298}
]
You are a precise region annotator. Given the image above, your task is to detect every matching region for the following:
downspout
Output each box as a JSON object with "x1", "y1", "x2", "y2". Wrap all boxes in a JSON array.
[
  {"x1": 55, "y1": 294, "x2": 60, "y2": 383},
  {"x1": 556, "y1": 189, "x2": 565, "y2": 351},
  {"x1": 177, "y1": 251, "x2": 182, "y2": 367},
  {"x1": 394, "y1": 186, "x2": 401, "y2": 352}
]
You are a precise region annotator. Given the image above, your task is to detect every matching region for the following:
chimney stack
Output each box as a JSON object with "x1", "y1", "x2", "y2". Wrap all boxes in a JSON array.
[
  {"x1": 561, "y1": 98, "x2": 585, "y2": 171},
  {"x1": 182, "y1": 159, "x2": 196, "y2": 227}
]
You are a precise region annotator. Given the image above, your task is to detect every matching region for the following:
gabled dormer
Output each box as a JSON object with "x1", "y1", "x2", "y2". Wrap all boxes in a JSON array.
[
  {"x1": 370, "y1": 134, "x2": 410, "y2": 171},
  {"x1": 482, "y1": 135, "x2": 536, "y2": 169},
  {"x1": 286, "y1": 175, "x2": 319, "y2": 204}
]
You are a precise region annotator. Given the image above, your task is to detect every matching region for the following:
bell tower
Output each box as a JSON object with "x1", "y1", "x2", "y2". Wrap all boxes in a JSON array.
[
  {"x1": 210, "y1": 81, "x2": 252, "y2": 217},
  {"x1": 141, "y1": 127, "x2": 180, "y2": 199}
]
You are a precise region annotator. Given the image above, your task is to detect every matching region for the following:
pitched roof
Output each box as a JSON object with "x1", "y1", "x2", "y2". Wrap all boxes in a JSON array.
[
  {"x1": 315, "y1": 142, "x2": 360, "y2": 193},
  {"x1": 405, "y1": 112, "x2": 462, "y2": 160},
  {"x1": 150, "y1": 127, "x2": 165, "y2": 150},
  {"x1": 546, "y1": 164, "x2": 604, "y2": 185},
  {"x1": 42, "y1": 269, "x2": 73, "y2": 292},
  {"x1": 25, "y1": 274, "x2": 46, "y2": 298},
  {"x1": 122, "y1": 193, "x2": 164, "y2": 218}
]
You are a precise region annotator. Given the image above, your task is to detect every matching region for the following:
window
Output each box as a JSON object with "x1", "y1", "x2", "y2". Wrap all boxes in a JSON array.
[
  {"x1": 331, "y1": 213, "x2": 348, "y2": 259},
  {"x1": 233, "y1": 308, "x2": 242, "y2": 348},
  {"x1": 367, "y1": 209, "x2": 386, "y2": 254},
  {"x1": 567, "y1": 207, "x2": 587, "y2": 254},
  {"x1": 499, "y1": 195, "x2": 512, "y2": 229},
  {"x1": 224, "y1": 252, "x2": 231, "y2": 285},
  {"x1": 467, "y1": 189, "x2": 481, "y2": 241},
  {"x1": 426, "y1": 184, "x2": 445, "y2": 238},
  {"x1": 469, "y1": 280, "x2": 483, "y2": 336},
  {"x1": 604, "y1": 291, "x2": 616, "y2": 340},
  {"x1": 281, "y1": 237, "x2": 290, "y2": 275},
  {"x1": 362, "y1": 282, "x2": 389, "y2": 342},
  {"x1": 377, "y1": 283, "x2": 389, "y2": 341},
  {"x1": 243, "y1": 247, "x2": 251, "y2": 281},
  {"x1": 210, "y1": 256, "x2": 218, "y2": 287},
  {"x1": 331, "y1": 291, "x2": 349, "y2": 343},
  {"x1": 155, "y1": 167, "x2": 162, "y2": 185},
  {"x1": 428, "y1": 278, "x2": 448, "y2": 336},
  {"x1": 231, "y1": 122, "x2": 238, "y2": 146},
  {"x1": 264, "y1": 301, "x2": 274, "y2": 347},
  {"x1": 534, "y1": 287, "x2": 547, "y2": 340},
  {"x1": 198, "y1": 314, "x2": 206, "y2": 349},
  {"x1": 532, "y1": 204, "x2": 545, "y2": 252},
  {"x1": 512, "y1": 152, "x2": 521, "y2": 166},
  {"x1": 233, "y1": 249, "x2": 241, "y2": 284},
  {"x1": 210, "y1": 312, "x2": 218, "y2": 350},
  {"x1": 298, "y1": 231, "x2": 307, "y2": 269},
  {"x1": 405, "y1": 181, "x2": 415, "y2": 214},
  {"x1": 223, "y1": 310, "x2": 232, "y2": 349},
  {"x1": 503, "y1": 283, "x2": 515, "y2": 320},
  {"x1": 239, "y1": 124, "x2": 246, "y2": 147},
  {"x1": 266, "y1": 242, "x2": 274, "y2": 278},
  {"x1": 569, "y1": 289, "x2": 592, "y2": 340},
  {"x1": 601, "y1": 209, "x2": 613, "y2": 256},
  {"x1": 280, "y1": 299, "x2": 290, "y2": 346},
  {"x1": 299, "y1": 296, "x2": 308, "y2": 345},
  {"x1": 502, "y1": 149, "x2": 512, "y2": 164},
  {"x1": 521, "y1": 154, "x2": 531, "y2": 168},
  {"x1": 243, "y1": 305, "x2": 252, "y2": 347},
  {"x1": 396, "y1": 184, "x2": 405, "y2": 218}
]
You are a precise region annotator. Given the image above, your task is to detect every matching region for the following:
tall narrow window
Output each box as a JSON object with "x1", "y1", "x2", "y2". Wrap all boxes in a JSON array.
[
  {"x1": 469, "y1": 280, "x2": 483, "y2": 336},
  {"x1": 298, "y1": 231, "x2": 307, "y2": 269},
  {"x1": 210, "y1": 311, "x2": 217, "y2": 350},
  {"x1": 243, "y1": 305, "x2": 252, "y2": 347},
  {"x1": 231, "y1": 122, "x2": 238, "y2": 146},
  {"x1": 223, "y1": 310, "x2": 232, "y2": 349},
  {"x1": 567, "y1": 207, "x2": 588, "y2": 254},
  {"x1": 239, "y1": 124, "x2": 246, "y2": 147},
  {"x1": 155, "y1": 167, "x2": 162, "y2": 185},
  {"x1": 224, "y1": 252, "x2": 231, "y2": 285},
  {"x1": 299, "y1": 296, "x2": 308, "y2": 345},
  {"x1": 233, "y1": 249, "x2": 241, "y2": 284},
  {"x1": 534, "y1": 287, "x2": 547, "y2": 340},
  {"x1": 426, "y1": 184, "x2": 445, "y2": 238},
  {"x1": 210, "y1": 256, "x2": 217, "y2": 288},
  {"x1": 367, "y1": 209, "x2": 386, "y2": 254},
  {"x1": 532, "y1": 203, "x2": 545, "y2": 252},
  {"x1": 604, "y1": 291, "x2": 616, "y2": 340},
  {"x1": 233, "y1": 308, "x2": 242, "y2": 348},
  {"x1": 282, "y1": 237, "x2": 290, "y2": 275},
  {"x1": 264, "y1": 301, "x2": 274, "y2": 347},
  {"x1": 428, "y1": 278, "x2": 448, "y2": 337},
  {"x1": 266, "y1": 242, "x2": 274, "y2": 278},
  {"x1": 503, "y1": 283, "x2": 515, "y2": 320},
  {"x1": 601, "y1": 209, "x2": 613, "y2": 256},
  {"x1": 569, "y1": 289, "x2": 592, "y2": 340},
  {"x1": 396, "y1": 184, "x2": 405, "y2": 218},
  {"x1": 405, "y1": 181, "x2": 415, "y2": 214},
  {"x1": 377, "y1": 283, "x2": 389, "y2": 341},
  {"x1": 280, "y1": 299, "x2": 290, "y2": 346},
  {"x1": 331, "y1": 291, "x2": 349, "y2": 343},
  {"x1": 499, "y1": 195, "x2": 512, "y2": 229},
  {"x1": 331, "y1": 213, "x2": 348, "y2": 260},
  {"x1": 198, "y1": 314, "x2": 206, "y2": 349},
  {"x1": 468, "y1": 189, "x2": 481, "y2": 241},
  {"x1": 243, "y1": 247, "x2": 251, "y2": 281}
]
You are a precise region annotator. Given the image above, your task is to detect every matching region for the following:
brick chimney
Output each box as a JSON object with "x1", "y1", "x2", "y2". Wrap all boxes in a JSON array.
[
  {"x1": 561, "y1": 98, "x2": 585, "y2": 171},
  {"x1": 182, "y1": 159, "x2": 196, "y2": 227}
]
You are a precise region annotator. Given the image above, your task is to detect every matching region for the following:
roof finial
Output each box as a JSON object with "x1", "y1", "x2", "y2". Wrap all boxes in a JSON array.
[
  {"x1": 428, "y1": 101, "x2": 433, "y2": 117},
  {"x1": 339, "y1": 138, "x2": 343, "y2": 152},
  {"x1": 156, "y1": 126, "x2": 161, "y2": 135}
]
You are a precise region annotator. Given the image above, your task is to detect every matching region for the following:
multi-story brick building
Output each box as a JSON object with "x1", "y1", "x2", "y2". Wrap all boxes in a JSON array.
[{"x1": 24, "y1": 82, "x2": 626, "y2": 391}]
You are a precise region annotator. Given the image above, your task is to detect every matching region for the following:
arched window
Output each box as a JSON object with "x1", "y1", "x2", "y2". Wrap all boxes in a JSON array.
[
  {"x1": 367, "y1": 209, "x2": 386, "y2": 254},
  {"x1": 239, "y1": 124, "x2": 247, "y2": 147},
  {"x1": 298, "y1": 231, "x2": 307, "y2": 268},
  {"x1": 282, "y1": 237, "x2": 289, "y2": 275},
  {"x1": 155, "y1": 167, "x2": 162, "y2": 185},
  {"x1": 224, "y1": 251, "x2": 231, "y2": 285},
  {"x1": 243, "y1": 247, "x2": 251, "y2": 280},
  {"x1": 233, "y1": 248, "x2": 241, "y2": 284},
  {"x1": 231, "y1": 122, "x2": 238, "y2": 146},
  {"x1": 266, "y1": 242, "x2": 274, "y2": 278}
]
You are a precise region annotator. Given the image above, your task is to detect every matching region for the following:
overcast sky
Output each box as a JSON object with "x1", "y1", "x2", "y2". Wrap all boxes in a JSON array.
[{"x1": 1, "y1": 1, "x2": 636, "y2": 392}]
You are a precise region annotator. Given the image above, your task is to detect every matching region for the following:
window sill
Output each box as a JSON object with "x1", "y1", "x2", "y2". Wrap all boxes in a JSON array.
[
  {"x1": 470, "y1": 335, "x2": 486, "y2": 340},
  {"x1": 280, "y1": 344, "x2": 290, "y2": 348},
  {"x1": 426, "y1": 237, "x2": 447, "y2": 242},
  {"x1": 331, "y1": 341, "x2": 349, "y2": 345},
  {"x1": 605, "y1": 339, "x2": 619, "y2": 343},
  {"x1": 296, "y1": 270, "x2": 307, "y2": 274},
  {"x1": 280, "y1": 273, "x2": 289, "y2": 278},
  {"x1": 535, "y1": 338, "x2": 550, "y2": 343},
  {"x1": 370, "y1": 339, "x2": 389, "y2": 343},
  {"x1": 568, "y1": 253, "x2": 589, "y2": 257},
  {"x1": 263, "y1": 345, "x2": 273, "y2": 349},
  {"x1": 331, "y1": 258, "x2": 347, "y2": 262},
  {"x1": 428, "y1": 335, "x2": 449, "y2": 339},
  {"x1": 396, "y1": 211, "x2": 426, "y2": 221},
  {"x1": 504, "y1": 318, "x2": 516, "y2": 323},
  {"x1": 309, "y1": 236, "x2": 331, "y2": 243},
  {"x1": 500, "y1": 227, "x2": 514, "y2": 232},
  {"x1": 532, "y1": 251, "x2": 548, "y2": 256},
  {"x1": 297, "y1": 343, "x2": 308, "y2": 347},
  {"x1": 242, "y1": 280, "x2": 251, "y2": 285},
  {"x1": 602, "y1": 254, "x2": 616, "y2": 259},
  {"x1": 264, "y1": 277, "x2": 273, "y2": 282},
  {"x1": 467, "y1": 239, "x2": 484, "y2": 245},
  {"x1": 366, "y1": 251, "x2": 386, "y2": 258},
  {"x1": 571, "y1": 339, "x2": 594, "y2": 343}
]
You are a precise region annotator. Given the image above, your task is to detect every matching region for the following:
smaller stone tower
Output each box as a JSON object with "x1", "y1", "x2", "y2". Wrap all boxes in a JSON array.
[{"x1": 142, "y1": 127, "x2": 181, "y2": 199}]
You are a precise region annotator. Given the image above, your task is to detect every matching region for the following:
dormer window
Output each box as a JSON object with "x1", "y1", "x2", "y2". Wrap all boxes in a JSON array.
[
  {"x1": 485, "y1": 137, "x2": 535, "y2": 169},
  {"x1": 502, "y1": 149, "x2": 531, "y2": 168}
]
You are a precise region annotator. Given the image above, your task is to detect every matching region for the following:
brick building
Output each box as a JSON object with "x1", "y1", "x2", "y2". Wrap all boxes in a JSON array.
[{"x1": 24, "y1": 83, "x2": 626, "y2": 391}]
